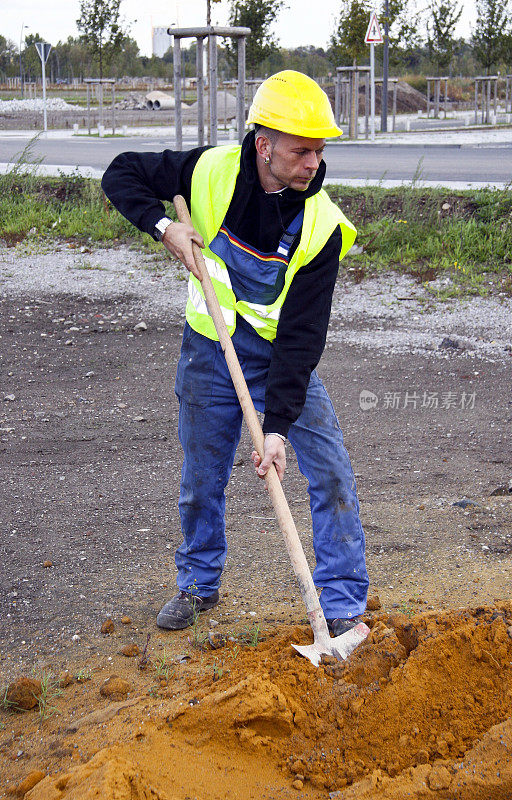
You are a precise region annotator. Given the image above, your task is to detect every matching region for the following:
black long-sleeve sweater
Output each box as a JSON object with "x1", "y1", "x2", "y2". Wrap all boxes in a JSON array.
[{"x1": 101, "y1": 131, "x2": 343, "y2": 437}]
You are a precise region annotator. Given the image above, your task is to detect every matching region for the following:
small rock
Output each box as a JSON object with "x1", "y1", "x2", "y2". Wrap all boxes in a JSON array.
[
  {"x1": 121, "y1": 616, "x2": 132, "y2": 625},
  {"x1": 453, "y1": 499, "x2": 479, "y2": 509},
  {"x1": 9, "y1": 768, "x2": 46, "y2": 797},
  {"x1": 3, "y1": 394, "x2": 16, "y2": 402},
  {"x1": 121, "y1": 643, "x2": 140, "y2": 657},
  {"x1": 366, "y1": 595, "x2": 382, "y2": 611},
  {"x1": 72, "y1": 633, "x2": 81, "y2": 642},
  {"x1": 414, "y1": 749, "x2": 429, "y2": 765},
  {"x1": 133, "y1": 415, "x2": 147, "y2": 422},
  {"x1": 441, "y1": 202, "x2": 451, "y2": 211},
  {"x1": 6, "y1": 677, "x2": 42, "y2": 710},
  {"x1": 58, "y1": 670, "x2": 73, "y2": 688},
  {"x1": 43, "y1": 560, "x2": 53, "y2": 568},
  {"x1": 64, "y1": 339, "x2": 73, "y2": 346},
  {"x1": 101, "y1": 618, "x2": 115, "y2": 634},
  {"x1": 428, "y1": 764, "x2": 452, "y2": 790},
  {"x1": 292, "y1": 780, "x2": 304, "y2": 790},
  {"x1": 134, "y1": 321, "x2": 147, "y2": 332},
  {"x1": 349, "y1": 244, "x2": 364, "y2": 255},
  {"x1": 208, "y1": 631, "x2": 227, "y2": 650},
  {"x1": 85, "y1": 371, "x2": 95, "y2": 378},
  {"x1": 439, "y1": 337, "x2": 459, "y2": 349},
  {"x1": 117, "y1": 402, "x2": 127, "y2": 408},
  {"x1": 99, "y1": 676, "x2": 131, "y2": 700},
  {"x1": 295, "y1": 773, "x2": 305, "y2": 782},
  {"x1": 507, "y1": 625, "x2": 512, "y2": 640},
  {"x1": 209, "y1": 618, "x2": 219, "y2": 627},
  {"x1": 490, "y1": 483, "x2": 512, "y2": 496}
]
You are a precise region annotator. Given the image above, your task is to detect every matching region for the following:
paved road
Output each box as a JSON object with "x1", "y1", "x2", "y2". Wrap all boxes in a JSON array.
[{"x1": 1, "y1": 134, "x2": 510, "y2": 184}]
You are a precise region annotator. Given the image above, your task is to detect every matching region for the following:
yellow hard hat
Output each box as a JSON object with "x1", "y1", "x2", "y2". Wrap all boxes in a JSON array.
[{"x1": 248, "y1": 70, "x2": 342, "y2": 139}]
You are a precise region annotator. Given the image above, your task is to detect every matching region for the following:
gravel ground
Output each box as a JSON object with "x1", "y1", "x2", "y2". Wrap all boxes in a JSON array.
[
  {"x1": 1, "y1": 242, "x2": 511, "y2": 358},
  {"x1": 1, "y1": 241, "x2": 511, "y2": 683}
]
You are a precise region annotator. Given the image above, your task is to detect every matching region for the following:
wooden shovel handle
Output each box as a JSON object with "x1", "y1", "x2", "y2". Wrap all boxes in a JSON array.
[{"x1": 172, "y1": 195, "x2": 330, "y2": 639}]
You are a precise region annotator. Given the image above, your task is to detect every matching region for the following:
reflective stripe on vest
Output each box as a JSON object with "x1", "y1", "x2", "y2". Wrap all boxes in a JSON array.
[{"x1": 186, "y1": 144, "x2": 357, "y2": 342}]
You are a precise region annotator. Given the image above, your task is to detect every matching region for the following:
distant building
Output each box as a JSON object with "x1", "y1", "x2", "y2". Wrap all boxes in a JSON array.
[{"x1": 152, "y1": 27, "x2": 173, "y2": 58}]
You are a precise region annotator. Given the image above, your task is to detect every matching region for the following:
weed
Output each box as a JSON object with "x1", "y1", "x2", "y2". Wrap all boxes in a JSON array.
[
  {"x1": 138, "y1": 633, "x2": 151, "y2": 670},
  {"x1": 154, "y1": 650, "x2": 174, "y2": 681},
  {"x1": 238, "y1": 623, "x2": 262, "y2": 648},
  {"x1": 75, "y1": 668, "x2": 92, "y2": 682},
  {"x1": 212, "y1": 657, "x2": 225, "y2": 682},
  {"x1": 0, "y1": 686, "x2": 17, "y2": 713},
  {"x1": 37, "y1": 670, "x2": 62, "y2": 722},
  {"x1": 187, "y1": 581, "x2": 209, "y2": 650}
]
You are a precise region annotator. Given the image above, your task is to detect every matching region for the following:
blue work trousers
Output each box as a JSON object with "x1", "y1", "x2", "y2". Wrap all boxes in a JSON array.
[{"x1": 174, "y1": 319, "x2": 369, "y2": 619}]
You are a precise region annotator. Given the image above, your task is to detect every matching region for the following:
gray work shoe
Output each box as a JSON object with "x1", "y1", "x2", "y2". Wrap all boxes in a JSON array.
[
  {"x1": 156, "y1": 590, "x2": 219, "y2": 630},
  {"x1": 326, "y1": 617, "x2": 362, "y2": 637}
]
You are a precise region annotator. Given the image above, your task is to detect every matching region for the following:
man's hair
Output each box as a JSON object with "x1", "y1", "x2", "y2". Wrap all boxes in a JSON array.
[{"x1": 254, "y1": 124, "x2": 280, "y2": 145}]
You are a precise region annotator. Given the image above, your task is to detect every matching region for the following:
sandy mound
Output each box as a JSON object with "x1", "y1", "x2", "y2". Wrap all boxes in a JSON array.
[{"x1": 21, "y1": 604, "x2": 512, "y2": 799}]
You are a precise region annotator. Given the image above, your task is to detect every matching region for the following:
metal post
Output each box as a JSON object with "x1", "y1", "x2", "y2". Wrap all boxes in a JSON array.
[
  {"x1": 364, "y1": 71, "x2": 369, "y2": 139},
  {"x1": 444, "y1": 78, "x2": 448, "y2": 118},
  {"x1": 381, "y1": 0, "x2": 389, "y2": 131},
  {"x1": 493, "y1": 78, "x2": 497, "y2": 118},
  {"x1": 196, "y1": 37, "x2": 204, "y2": 147},
  {"x1": 354, "y1": 68, "x2": 359, "y2": 139},
  {"x1": 41, "y1": 54, "x2": 48, "y2": 134},
  {"x1": 237, "y1": 36, "x2": 246, "y2": 144},
  {"x1": 87, "y1": 82, "x2": 91, "y2": 135},
  {"x1": 427, "y1": 79, "x2": 430, "y2": 118},
  {"x1": 209, "y1": 33, "x2": 218, "y2": 145},
  {"x1": 99, "y1": 82, "x2": 104, "y2": 130},
  {"x1": 174, "y1": 37, "x2": 182, "y2": 150},
  {"x1": 392, "y1": 80, "x2": 397, "y2": 131},
  {"x1": 486, "y1": 78, "x2": 491, "y2": 123},
  {"x1": 112, "y1": 82, "x2": 115, "y2": 135},
  {"x1": 434, "y1": 79, "x2": 439, "y2": 118},
  {"x1": 474, "y1": 80, "x2": 478, "y2": 124},
  {"x1": 335, "y1": 72, "x2": 341, "y2": 127}
]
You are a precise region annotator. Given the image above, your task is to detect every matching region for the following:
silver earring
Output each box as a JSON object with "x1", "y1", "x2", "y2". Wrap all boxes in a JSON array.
[{"x1": 264, "y1": 156, "x2": 270, "y2": 164}]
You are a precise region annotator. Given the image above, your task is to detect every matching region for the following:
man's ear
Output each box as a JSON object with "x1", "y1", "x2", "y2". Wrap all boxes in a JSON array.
[{"x1": 254, "y1": 133, "x2": 271, "y2": 161}]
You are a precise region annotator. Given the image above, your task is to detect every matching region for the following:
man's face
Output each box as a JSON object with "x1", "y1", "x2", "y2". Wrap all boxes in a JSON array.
[{"x1": 259, "y1": 132, "x2": 326, "y2": 192}]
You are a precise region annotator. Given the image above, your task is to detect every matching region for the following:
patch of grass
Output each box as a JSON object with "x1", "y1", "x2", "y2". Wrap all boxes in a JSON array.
[
  {"x1": 153, "y1": 649, "x2": 175, "y2": 681},
  {"x1": 238, "y1": 623, "x2": 263, "y2": 648},
  {"x1": 1, "y1": 153, "x2": 511, "y2": 298},
  {"x1": 326, "y1": 183, "x2": 512, "y2": 296},
  {"x1": 0, "y1": 685, "x2": 17, "y2": 713},
  {"x1": 75, "y1": 668, "x2": 92, "y2": 682},
  {"x1": 36, "y1": 670, "x2": 62, "y2": 722}
]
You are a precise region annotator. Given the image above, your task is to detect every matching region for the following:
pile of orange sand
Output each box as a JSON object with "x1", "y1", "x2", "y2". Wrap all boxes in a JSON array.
[{"x1": 9, "y1": 604, "x2": 512, "y2": 799}]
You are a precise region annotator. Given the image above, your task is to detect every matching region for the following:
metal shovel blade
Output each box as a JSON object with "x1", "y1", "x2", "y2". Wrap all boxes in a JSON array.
[{"x1": 292, "y1": 622, "x2": 370, "y2": 668}]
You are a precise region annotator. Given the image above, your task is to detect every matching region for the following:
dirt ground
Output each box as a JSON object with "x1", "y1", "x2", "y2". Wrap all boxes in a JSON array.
[{"x1": 1, "y1": 248, "x2": 511, "y2": 798}]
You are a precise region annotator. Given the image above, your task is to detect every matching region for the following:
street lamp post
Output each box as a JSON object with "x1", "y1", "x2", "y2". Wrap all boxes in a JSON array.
[{"x1": 19, "y1": 24, "x2": 29, "y2": 97}]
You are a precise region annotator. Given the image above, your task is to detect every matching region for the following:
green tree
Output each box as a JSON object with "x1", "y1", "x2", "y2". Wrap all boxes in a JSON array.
[
  {"x1": 471, "y1": 0, "x2": 511, "y2": 73},
  {"x1": 23, "y1": 33, "x2": 45, "y2": 83},
  {"x1": 330, "y1": 0, "x2": 373, "y2": 66},
  {"x1": 426, "y1": 0, "x2": 463, "y2": 73},
  {"x1": 381, "y1": 0, "x2": 422, "y2": 69},
  {"x1": 0, "y1": 35, "x2": 17, "y2": 79},
  {"x1": 77, "y1": 0, "x2": 127, "y2": 78},
  {"x1": 226, "y1": 0, "x2": 285, "y2": 76}
]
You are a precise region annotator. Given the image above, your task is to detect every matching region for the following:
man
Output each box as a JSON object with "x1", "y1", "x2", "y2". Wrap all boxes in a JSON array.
[{"x1": 101, "y1": 70, "x2": 369, "y2": 636}]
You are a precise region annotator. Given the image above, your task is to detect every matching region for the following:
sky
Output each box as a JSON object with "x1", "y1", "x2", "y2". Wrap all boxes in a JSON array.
[{"x1": 4, "y1": 0, "x2": 476, "y2": 57}]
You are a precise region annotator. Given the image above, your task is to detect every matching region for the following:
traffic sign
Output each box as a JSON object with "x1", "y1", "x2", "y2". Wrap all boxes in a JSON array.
[
  {"x1": 35, "y1": 42, "x2": 52, "y2": 63},
  {"x1": 365, "y1": 12, "x2": 383, "y2": 45}
]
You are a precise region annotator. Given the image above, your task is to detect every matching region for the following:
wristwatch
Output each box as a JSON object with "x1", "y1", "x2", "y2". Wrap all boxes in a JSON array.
[{"x1": 153, "y1": 217, "x2": 173, "y2": 241}]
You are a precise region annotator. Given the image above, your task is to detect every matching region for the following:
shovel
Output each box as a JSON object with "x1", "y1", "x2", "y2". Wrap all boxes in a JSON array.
[{"x1": 173, "y1": 195, "x2": 369, "y2": 667}]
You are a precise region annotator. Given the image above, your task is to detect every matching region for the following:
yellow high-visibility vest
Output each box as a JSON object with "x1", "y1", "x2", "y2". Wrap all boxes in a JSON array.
[{"x1": 187, "y1": 144, "x2": 357, "y2": 341}]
